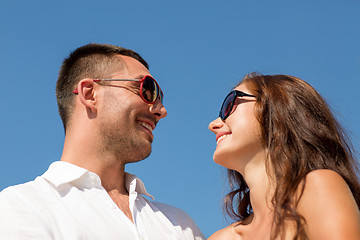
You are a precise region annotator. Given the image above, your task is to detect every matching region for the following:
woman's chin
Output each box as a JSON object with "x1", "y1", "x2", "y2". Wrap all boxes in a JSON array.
[{"x1": 213, "y1": 153, "x2": 234, "y2": 169}]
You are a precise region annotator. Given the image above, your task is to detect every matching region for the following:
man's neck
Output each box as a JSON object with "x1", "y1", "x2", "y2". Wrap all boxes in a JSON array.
[
  {"x1": 97, "y1": 162, "x2": 128, "y2": 194},
  {"x1": 61, "y1": 127, "x2": 129, "y2": 192}
]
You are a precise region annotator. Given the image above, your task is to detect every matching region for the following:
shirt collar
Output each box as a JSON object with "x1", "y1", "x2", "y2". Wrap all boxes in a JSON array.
[
  {"x1": 125, "y1": 172, "x2": 154, "y2": 200},
  {"x1": 42, "y1": 161, "x2": 154, "y2": 199}
]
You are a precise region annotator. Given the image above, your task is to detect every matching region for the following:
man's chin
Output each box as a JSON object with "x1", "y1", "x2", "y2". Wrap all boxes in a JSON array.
[{"x1": 125, "y1": 148, "x2": 152, "y2": 164}]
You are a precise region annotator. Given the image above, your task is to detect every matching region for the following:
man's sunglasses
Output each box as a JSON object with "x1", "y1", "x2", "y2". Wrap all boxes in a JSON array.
[
  {"x1": 219, "y1": 90, "x2": 256, "y2": 120},
  {"x1": 73, "y1": 75, "x2": 163, "y2": 104}
]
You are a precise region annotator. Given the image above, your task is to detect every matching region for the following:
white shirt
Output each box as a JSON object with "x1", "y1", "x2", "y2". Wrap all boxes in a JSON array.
[{"x1": 0, "y1": 161, "x2": 205, "y2": 240}]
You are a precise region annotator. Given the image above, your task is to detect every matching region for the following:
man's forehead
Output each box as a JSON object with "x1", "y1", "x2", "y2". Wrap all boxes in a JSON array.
[
  {"x1": 113, "y1": 55, "x2": 150, "y2": 78},
  {"x1": 118, "y1": 55, "x2": 148, "y2": 70}
]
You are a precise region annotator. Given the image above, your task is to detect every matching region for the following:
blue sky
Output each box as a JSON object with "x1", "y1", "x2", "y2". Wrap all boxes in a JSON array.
[{"x1": 1, "y1": 0, "x2": 359, "y2": 237}]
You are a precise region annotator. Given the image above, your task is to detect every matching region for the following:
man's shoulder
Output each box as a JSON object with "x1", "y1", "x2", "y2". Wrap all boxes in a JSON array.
[
  {"x1": 0, "y1": 177, "x2": 58, "y2": 239},
  {"x1": 151, "y1": 201, "x2": 187, "y2": 216},
  {"x1": 1, "y1": 179, "x2": 37, "y2": 197},
  {"x1": 149, "y1": 201, "x2": 205, "y2": 239},
  {"x1": 151, "y1": 201, "x2": 190, "y2": 220},
  {"x1": 0, "y1": 161, "x2": 67, "y2": 202},
  {"x1": 0, "y1": 177, "x2": 54, "y2": 205}
]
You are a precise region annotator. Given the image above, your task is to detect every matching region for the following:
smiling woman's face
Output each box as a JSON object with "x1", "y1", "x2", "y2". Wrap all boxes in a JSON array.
[{"x1": 208, "y1": 84, "x2": 265, "y2": 173}]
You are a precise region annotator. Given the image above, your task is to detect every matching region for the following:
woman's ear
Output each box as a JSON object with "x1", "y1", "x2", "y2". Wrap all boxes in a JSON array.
[{"x1": 76, "y1": 79, "x2": 97, "y2": 113}]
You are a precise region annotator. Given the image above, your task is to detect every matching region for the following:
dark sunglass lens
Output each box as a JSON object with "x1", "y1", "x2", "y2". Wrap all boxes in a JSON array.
[
  {"x1": 142, "y1": 77, "x2": 158, "y2": 103},
  {"x1": 220, "y1": 92, "x2": 235, "y2": 119}
]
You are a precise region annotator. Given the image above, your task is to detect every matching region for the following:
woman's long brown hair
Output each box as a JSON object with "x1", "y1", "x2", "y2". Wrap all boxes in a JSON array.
[{"x1": 224, "y1": 73, "x2": 360, "y2": 239}]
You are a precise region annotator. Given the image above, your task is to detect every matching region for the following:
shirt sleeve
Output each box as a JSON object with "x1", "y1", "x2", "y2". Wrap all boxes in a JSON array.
[{"x1": 0, "y1": 186, "x2": 54, "y2": 240}]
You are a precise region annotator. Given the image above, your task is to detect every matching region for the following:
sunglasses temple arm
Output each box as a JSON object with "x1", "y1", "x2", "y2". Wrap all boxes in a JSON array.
[
  {"x1": 237, "y1": 92, "x2": 256, "y2": 98},
  {"x1": 93, "y1": 79, "x2": 140, "y2": 82}
]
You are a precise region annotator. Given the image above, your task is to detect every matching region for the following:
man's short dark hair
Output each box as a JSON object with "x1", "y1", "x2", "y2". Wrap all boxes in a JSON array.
[{"x1": 55, "y1": 43, "x2": 149, "y2": 132}]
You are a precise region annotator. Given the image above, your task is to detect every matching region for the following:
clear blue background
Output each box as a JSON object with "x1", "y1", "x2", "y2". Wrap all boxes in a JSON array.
[{"x1": 1, "y1": 0, "x2": 359, "y2": 238}]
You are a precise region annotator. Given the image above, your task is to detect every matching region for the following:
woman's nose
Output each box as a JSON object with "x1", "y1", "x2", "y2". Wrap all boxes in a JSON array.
[{"x1": 208, "y1": 117, "x2": 224, "y2": 134}]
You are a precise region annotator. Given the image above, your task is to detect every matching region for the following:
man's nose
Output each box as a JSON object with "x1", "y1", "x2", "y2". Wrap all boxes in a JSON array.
[{"x1": 149, "y1": 100, "x2": 167, "y2": 120}]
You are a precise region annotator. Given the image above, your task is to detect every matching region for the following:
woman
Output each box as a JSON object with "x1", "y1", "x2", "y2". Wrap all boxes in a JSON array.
[{"x1": 208, "y1": 73, "x2": 360, "y2": 239}]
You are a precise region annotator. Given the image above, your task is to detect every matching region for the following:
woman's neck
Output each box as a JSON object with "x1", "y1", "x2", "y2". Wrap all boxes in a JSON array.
[{"x1": 241, "y1": 158, "x2": 275, "y2": 225}]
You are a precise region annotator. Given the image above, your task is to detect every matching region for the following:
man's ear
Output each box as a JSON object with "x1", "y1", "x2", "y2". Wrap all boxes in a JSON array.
[{"x1": 76, "y1": 79, "x2": 97, "y2": 113}]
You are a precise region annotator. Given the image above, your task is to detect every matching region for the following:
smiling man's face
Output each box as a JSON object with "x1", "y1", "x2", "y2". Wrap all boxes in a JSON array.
[{"x1": 96, "y1": 55, "x2": 167, "y2": 163}]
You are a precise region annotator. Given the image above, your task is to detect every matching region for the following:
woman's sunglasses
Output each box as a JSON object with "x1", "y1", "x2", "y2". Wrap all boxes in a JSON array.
[
  {"x1": 219, "y1": 90, "x2": 256, "y2": 120},
  {"x1": 73, "y1": 75, "x2": 163, "y2": 104}
]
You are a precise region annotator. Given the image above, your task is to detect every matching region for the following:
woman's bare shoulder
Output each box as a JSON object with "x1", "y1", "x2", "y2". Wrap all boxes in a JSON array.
[
  {"x1": 298, "y1": 169, "x2": 360, "y2": 239},
  {"x1": 301, "y1": 169, "x2": 354, "y2": 200},
  {"x1": 305, "y1": 169, "x2": 347, "y2": 186},
  {"x1": 208, "y1": 223, "x2": 240, "y2": 240},
  {"x1": 299, "y1": 169, "x2": 358, "y2": 209}
]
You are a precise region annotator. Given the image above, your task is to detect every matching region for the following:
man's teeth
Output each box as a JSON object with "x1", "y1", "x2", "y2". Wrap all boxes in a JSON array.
[
  {"x1": 217, "y1": 134, "x2": 231, "y2": 144},
  {"x1": 139, "y1": 122, "x2": 153, "y2": 132}
]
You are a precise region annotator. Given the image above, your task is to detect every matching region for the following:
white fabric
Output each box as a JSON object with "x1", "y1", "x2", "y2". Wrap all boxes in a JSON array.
[{"x1": 0, "y1": 161, "x2": 205, "y2": 240}]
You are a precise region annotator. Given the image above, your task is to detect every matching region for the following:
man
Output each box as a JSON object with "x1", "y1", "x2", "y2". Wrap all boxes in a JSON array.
[{"x1": 0, "y1": 43, "x2": 205, "y2": 239}]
